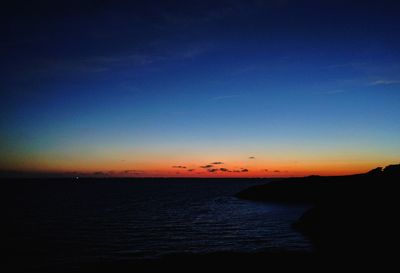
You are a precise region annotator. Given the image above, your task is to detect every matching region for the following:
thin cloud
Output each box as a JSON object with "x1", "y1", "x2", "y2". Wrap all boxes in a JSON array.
[
  {"x1": 187, "y1": 169, "x2": 195, "y2": 172},
  {"x1": 314, "y1": 89, "x2": 347, "y2": 95},
  {"x1": 325, "y1": 62, "x2": 366, "y2": 69},
  {"x1": 25, "y1": 43, "x2": 210, "y2": 77},
  {"x1": 210, "y1": 95, "x2": 241, "y2": 101},
  {"x1": 369, "y1": 80, "x2": 400, "y2": 85},
  {"x1": 208, "y1": 169, "x2": 219, "y2": 172},
  {"x1": 121, "y1": 170, "x2": 145, "y2": 175},
  {"x1": 210, "y1": 162, "x2": 224, "y2": 165},
  {"x1": 92, "y1": 171, "x2": 107, "y2": 176},
  {"x1": 172, "y1": 165, "x2": 186, "y2": 169},
  {"x1": 201, "y1": 165, "x2": 214, "y2": 168},
  {"x1": 248, "y1": 156, "x2": 255, "y2": 159},
  {"x1": 219, "y1": 168, "x2": 230, "y2": 172},
  {"x1": 230, "y1": 168, "x2": 250, "y2": 173}
]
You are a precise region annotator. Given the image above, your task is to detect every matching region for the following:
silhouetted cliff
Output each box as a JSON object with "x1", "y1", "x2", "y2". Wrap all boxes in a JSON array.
[{"x1": 236, "y1": 164, "x2": 400, "y2": 254}]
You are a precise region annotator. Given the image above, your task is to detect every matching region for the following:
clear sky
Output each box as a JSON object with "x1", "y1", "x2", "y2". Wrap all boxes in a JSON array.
[{"x1": 1, "y1": 0, "x2": 399, "y2": 177}]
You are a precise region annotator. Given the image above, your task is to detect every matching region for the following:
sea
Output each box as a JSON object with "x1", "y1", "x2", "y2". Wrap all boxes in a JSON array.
[{"x1": 3, "y1": 178, "x2": 313, "y2": 270}]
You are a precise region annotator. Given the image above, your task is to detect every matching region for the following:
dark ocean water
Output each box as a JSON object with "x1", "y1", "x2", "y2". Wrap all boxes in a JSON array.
[{"x1": 3, "y1": 179, "x2": 312, "y2": 270}]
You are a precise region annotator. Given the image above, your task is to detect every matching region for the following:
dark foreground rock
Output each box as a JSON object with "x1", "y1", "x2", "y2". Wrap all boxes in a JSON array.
[{"x1": 236, "y1": 164, "x2": 400, "y2": 255}]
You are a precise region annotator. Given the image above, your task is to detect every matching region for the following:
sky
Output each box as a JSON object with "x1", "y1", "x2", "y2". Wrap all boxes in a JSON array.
[{"x1": 1, "y1": 0, "x2": 399, "y2": 178}]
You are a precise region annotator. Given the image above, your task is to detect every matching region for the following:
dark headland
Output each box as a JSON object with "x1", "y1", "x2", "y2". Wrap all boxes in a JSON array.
[
  {"x1": 3, "y1": 166, "x2": 399, "y2": 272},
  {"x1": 236, "y1": 164, "x2": 400, "y2": 257}
]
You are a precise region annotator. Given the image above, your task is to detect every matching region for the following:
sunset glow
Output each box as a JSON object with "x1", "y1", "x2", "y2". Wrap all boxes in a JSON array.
[{"x1": 1, "y1": 1, "x2": 399, "y2": 178}]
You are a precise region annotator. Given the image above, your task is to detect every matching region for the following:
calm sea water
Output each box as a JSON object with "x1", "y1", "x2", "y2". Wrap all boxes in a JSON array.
[{"x1": 3, "y1": 179, "x2": 312, "y2": 269}]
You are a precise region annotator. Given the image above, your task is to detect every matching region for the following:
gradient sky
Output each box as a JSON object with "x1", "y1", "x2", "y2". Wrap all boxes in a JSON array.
[{"x1": 1, "y1": 0, "x2": 399, "y2": 178}]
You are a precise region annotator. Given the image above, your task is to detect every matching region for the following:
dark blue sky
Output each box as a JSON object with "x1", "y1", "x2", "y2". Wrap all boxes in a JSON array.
[{"x1": 1, "y1": 0, "x2": 400, "y2": 176}]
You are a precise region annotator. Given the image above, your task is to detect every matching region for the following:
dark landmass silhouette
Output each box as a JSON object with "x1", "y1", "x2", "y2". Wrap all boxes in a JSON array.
[
  {"x1": 236, "y1": 164, "x2": 400, "y2": 255},
  {"x1": 3, "y1": 166, "x2": 399, "y2": 272}
]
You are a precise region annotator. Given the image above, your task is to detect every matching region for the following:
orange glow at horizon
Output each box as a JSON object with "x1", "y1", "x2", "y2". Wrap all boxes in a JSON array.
[{"x1": 2, "y1": 156, "x2": 390, "y2": 178}]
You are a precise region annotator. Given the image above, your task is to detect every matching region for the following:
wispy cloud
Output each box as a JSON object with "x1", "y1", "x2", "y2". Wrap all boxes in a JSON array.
[
  {"x1": 210, "y1": 161, "x2": 224, "y2": 165},
  {"x1": 172, "y1": 165, "x2": 186, "y2": 169},
  {"x1": 210, "y1": 95, "x2": 241, "y2": 101},
  {"x1": 120, "y1": 170, "x2": 145, "y2": 175},
  {"x1": 325, "y1": 62, "x2": 366, "y2": 69},
  {"x1": 230, "y1": 167, "x2": 250, "y2": 173},
  {"x1": 314, "y1": 89, "x2": 347, "y2": 95},
  {"x1": 24, "y1": 43, "x2": 210, "y2": 77},
  {"x1": 369, "y1": 80, "x2": 400, "y2": 86},
  {"x1": 92, "y1": 171, "x2": 107, "y2": 176}
]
